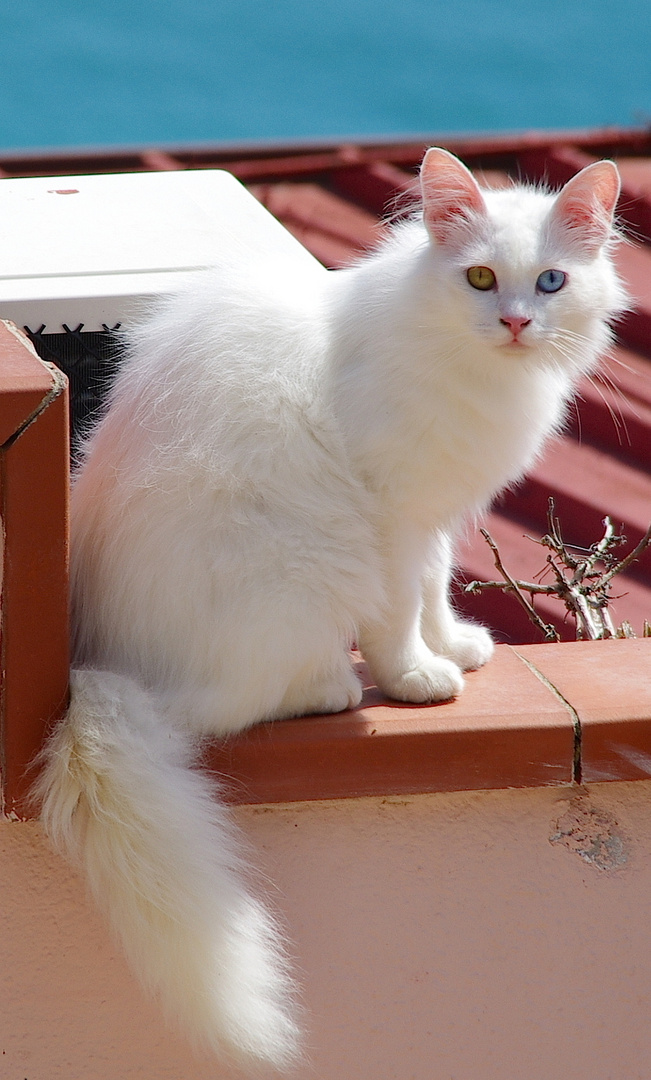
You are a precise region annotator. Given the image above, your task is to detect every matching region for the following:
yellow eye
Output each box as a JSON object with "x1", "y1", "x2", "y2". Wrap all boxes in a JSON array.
[{"x1": 467, "y1": 266, "x2": 496, "y2": 291}]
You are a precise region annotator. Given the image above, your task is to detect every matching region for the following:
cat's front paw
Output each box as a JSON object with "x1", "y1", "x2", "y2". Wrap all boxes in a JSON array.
[
  {"x1": 440, "y1": 623, "x2": 494, "y2": 672},
  {"x1": 380, "y1": 655, "x2": 464, "y2": 704}
]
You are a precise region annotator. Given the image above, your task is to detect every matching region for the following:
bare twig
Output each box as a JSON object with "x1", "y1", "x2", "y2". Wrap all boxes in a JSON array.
[
  {"x1": 467, "y1": 528, "x2": 561, "y2": 642},
  {"x1": 598, "y1": 522, "x2": 651, "y2": 587},
  {"x1": 464, "y1": 498, "x2": 651, "y2": 642}
]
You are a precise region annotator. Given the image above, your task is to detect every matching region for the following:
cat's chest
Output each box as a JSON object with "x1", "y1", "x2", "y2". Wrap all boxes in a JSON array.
[{"x1": 374, "y1": 363, "x2": 567, "y2": 522}]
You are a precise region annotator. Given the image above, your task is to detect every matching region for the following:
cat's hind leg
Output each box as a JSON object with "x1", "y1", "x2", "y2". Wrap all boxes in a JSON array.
[{"x1": 277, "y1": 653, "x2": 363, "y2": 719}]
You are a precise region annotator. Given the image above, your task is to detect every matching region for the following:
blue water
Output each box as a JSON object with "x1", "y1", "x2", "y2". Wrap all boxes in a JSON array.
[{"x1": 1, "y1": 0, "x2": 650, "y2": 150}]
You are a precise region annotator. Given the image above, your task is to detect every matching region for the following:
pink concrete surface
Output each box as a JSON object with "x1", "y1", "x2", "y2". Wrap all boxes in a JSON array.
[{"x1": 2, "y1": 779, "x2": 651, "y2": 1079}]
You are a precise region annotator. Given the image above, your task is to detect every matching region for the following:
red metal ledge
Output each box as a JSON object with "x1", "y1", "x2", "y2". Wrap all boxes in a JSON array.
[
  {"x1": 209, "y1": 639, "x2": 651, "y2": 806},
  {"x1": 0, "y1": 322, "x2": 69, "y2": 818}
]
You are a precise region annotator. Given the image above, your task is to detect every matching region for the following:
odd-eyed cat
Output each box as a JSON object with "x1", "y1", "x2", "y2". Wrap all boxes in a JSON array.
[{"x1": 36, "y1": 149, "x2": 626, "y2": 1072}]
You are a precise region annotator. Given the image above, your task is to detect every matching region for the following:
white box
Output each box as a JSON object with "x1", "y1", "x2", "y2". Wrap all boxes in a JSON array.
[{"x1": 0, "y1": 169, "x2": 324, "y2": 332}]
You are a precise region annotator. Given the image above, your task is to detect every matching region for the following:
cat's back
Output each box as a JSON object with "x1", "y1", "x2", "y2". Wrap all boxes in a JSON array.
[
  {"x1": 77, "y1": 253, "x2": 333, "y2": 482},
  {"x1": 124, "y1": 253, "x2": 328, "y2": 415}
]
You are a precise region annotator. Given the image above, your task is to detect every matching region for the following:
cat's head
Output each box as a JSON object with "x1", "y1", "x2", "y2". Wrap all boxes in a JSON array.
[{"x1": 417, "y1": 147, "x2": 627, "y2": 370}]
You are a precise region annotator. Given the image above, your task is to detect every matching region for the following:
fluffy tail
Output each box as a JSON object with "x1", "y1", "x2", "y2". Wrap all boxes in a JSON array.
[{"x1": 34, "y1": 668, "x2": 301, "y2": 1072}]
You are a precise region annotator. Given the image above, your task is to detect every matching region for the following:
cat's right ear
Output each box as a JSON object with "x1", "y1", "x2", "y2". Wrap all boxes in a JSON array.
[
  {"x1": 549, "y1": 160, "x2": 621, "y2": 254},
  {"x1": 420, "y1": 148, "x2": 486, "y2": 245}
]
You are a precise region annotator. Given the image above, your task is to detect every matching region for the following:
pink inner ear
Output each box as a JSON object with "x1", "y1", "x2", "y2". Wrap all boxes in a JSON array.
[
  {"x1": 420, "y1": 148, "x2": 486, "y2": 243},
  {"x1": 552, "y1": 161, "x2": 620, "y2": 251}
]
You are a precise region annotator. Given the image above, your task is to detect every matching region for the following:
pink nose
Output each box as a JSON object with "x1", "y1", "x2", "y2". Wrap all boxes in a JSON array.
[{"x1": 500, "y1": 315, "x2": 531, "y2": 337}]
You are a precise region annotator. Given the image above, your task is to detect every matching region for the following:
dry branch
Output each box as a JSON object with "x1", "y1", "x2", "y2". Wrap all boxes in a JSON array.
[{"x1": 465, "y1": 498, "x2": 651, "y2": 642}]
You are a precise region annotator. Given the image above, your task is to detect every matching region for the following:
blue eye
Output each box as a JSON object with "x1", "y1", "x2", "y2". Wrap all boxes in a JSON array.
[{"x1": 537, "y1": 269, "x2": 566, "y2": 294}]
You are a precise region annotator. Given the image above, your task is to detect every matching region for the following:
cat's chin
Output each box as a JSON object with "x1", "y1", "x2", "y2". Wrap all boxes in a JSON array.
[
  {"x1": 500, "y1": 336, "x2": 532, "y2": 350},
  {"x1": 478, "y1": 332, "x2": 533, "y2": 352}
]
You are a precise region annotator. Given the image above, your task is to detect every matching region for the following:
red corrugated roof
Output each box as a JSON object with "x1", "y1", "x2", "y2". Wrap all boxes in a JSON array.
[{"x1": 4, "y1": 127, "x2": 651, "y2": 644}]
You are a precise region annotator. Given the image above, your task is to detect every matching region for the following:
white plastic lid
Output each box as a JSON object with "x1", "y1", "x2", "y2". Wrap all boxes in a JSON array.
[{"x1": 0, "y1": 169, "x2": 323, "y2": 332}]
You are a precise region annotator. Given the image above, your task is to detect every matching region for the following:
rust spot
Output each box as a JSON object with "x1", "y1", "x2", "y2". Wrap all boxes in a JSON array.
[
  {"x1": 550, "y1": 794, "x2": 628, "y2": 871},
  {"x1": 47, "y1": 188, "x2": 79, "y2": 195}
]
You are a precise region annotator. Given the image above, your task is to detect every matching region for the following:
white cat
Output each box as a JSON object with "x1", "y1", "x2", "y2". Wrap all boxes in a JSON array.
[{"x1": 35, "y1": 148, "x2": 626, "y2": 1071}]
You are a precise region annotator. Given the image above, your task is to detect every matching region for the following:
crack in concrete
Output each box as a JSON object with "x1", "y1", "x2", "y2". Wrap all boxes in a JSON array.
[{"x1": 511, "y1": 648, "x2": 582, "y2": 784}]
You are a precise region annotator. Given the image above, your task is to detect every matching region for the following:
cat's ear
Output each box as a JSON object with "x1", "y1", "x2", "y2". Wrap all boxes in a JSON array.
[
  {"x1": 550, "y1": 160, "x2": 620, "y2": 254},
  {"x1": 420, "y1": 148, "x2": 486, "y2": 245}
]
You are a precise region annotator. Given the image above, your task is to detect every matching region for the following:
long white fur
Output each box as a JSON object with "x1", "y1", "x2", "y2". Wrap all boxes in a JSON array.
[
  {"x1": 37, "y1": 669, "x2": 300, "y2": 1068},
  {"x1": 35, "y1": 149, "x2": 627, "y2": 1071}
]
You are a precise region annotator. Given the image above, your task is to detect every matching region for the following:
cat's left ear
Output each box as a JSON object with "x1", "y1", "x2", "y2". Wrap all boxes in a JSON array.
[
  {"x1": 420, "y1": 147, "x2": 487, "y2": 245},
  {"x1": 549, "y1": 160, "x2": 621, "y2": 254}
]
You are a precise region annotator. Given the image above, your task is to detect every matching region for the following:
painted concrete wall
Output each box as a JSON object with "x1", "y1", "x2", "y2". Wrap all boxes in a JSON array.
[{"x1": 2, "y1": 779, "x2": 651, "y2": 1079}]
